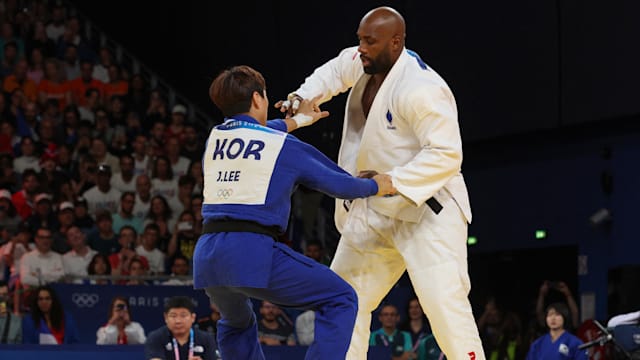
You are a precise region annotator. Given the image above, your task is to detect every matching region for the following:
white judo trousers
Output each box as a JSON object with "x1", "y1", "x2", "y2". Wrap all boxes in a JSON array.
[{"x1": 331, "y1": 195, "x2": 485, "y2": 360}]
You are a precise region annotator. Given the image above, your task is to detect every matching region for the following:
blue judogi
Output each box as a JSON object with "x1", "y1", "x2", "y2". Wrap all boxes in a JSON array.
[
  {"x1": 525, "y1": 331, "x2": 588, "y2": 360},
  {"x1": 193, "y1": 114, "x2": 379, "y2": 360}
]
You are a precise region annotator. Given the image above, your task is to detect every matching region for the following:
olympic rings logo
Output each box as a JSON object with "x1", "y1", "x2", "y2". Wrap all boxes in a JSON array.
[
  {"x1": 217, "y1": 188, "x2": 233, "y2": 199},
  {"x1": 71, "y1": 293, "x2": 100, "y2": 308}
]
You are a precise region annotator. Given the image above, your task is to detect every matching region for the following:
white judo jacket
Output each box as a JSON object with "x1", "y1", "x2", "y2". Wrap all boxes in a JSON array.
[{"x1": 295, "y1": 46, "x2": 472, "y2": 230}]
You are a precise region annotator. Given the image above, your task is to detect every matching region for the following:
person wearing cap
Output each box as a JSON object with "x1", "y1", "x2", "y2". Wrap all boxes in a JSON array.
[
  {"x1": 19, "y1": 227, "x2": 65, "y2": 288},
  {"x1": 25, "y1": 193, "x2": 58, "y2": 235},
  {"x1": 72, "y1": 197, "x2": 95, "y2": 231},
  {"x1": 166, "y1": 104, "x2": 187, "y2": 143},
  {"x1": 51, "y1": 201, "x2": 76, "y2": 254},
  {"x1": 38, "y1": 144, "x2": 69, "y2": 196},
  {"x1": 82, "y1": 163, "x2": 122, "y2": 218},
  {"x1": 0, "y1": 189, "x2": 20, "y2": 236}
]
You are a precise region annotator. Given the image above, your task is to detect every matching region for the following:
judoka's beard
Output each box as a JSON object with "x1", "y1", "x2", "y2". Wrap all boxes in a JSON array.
[{"x1": 362, "y1": 51, "x2": 393, "y2": 75}]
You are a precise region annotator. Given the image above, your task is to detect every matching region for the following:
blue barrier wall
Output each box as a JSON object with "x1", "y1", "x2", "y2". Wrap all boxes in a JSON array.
[{"x1": 50, "y1": 283, "x2": 212, "y2": 344}]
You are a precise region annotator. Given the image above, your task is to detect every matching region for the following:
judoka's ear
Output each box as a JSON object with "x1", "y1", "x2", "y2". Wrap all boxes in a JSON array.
[
  {"x1": 391, "y1": 35, "x2": 402, "y2": 49},
  {"x1": 251, "y1": 90, "x2": 266, "y2": 110}
]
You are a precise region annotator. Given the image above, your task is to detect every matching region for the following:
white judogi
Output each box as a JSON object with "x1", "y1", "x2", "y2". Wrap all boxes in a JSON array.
[{"x1": 294, "y1": 46, "x2": 485, "y2": 360}]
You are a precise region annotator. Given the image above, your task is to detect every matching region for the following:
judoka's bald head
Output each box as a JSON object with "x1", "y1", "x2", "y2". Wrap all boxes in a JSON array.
[
  {"x1": 357, "y1": 7, "x2": 406, "y2": 74},
  {"x1": 360, "y1": 7, "x2": 406, "y2": 46}
]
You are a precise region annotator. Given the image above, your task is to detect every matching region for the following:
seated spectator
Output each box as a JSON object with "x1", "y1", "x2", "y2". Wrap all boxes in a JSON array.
[
  {"x1": 103, "y1": 65, "x2": 128, "y2": 101},
  {"x1": 167, "y1": 210, "x2": 198, "y2": 262},
  {"x1": 132, "y1": 174, "x2": 152, "y2": 221},
  {"x1": 11, "y1": 168, "x2": 40, "y2": 220},
  {"x1": 19, "y1": 227, "x2": 64, "y2": 288},
  {"x1": 526, "y1": 302, "x2": 587, "y2": 360},
  {"x1": 72, "y1": 196, "x2": 94, "y2": 231},
  {"x1": 166, "y1": 136, "x2": 190, "y2": 177},
  {"x1": 131, "y1": 134, "x2": 151, "y2": 177},
  {"x1": 0, "y1": 222, "x2": 34, "y2": 289},
  {"x1": 122, "y1": 257, "x2": 148, "y2": 286},
  {"x1": 143, "y1": 195, "x2": 174, "y2": 251},
  {"x1": 165, "y1": 105, "x2": 187, "y2": 145},
  {"x1": 258, "y1": 300, "x2": 296, "y2": 346},
  {"x1": 62, "y1": 226, "x2": 97, "y2": 282},
  {"x1": 303, "y1": 240, "x2": 331, "y2": 266},
  {"x1": 13, "y1": 138, "x2": 41, "y2": 175},
  {"x1": 87, "y1": 253, "x2": 112, "y2": 285},
  {"x1": 68, "y1": 59, "x2": 102, "y2": 102},
  {"x1": 181, "y1": 124, "x2": 205, "y2": 162},
  {"x1": 150, "y1": 156, "x2": 178, "y2": 207},
  {"x1": 110, "y1": 155, "x2": 137, "y2": 193},
  {"x1": 0, "y1": 280, "x2": 21, "y2": 343},
  {"x1": 36, "y1": 58, "x2": 71, "y2": 111},
  {"x1": 109, "y1": 225, "x2": 148, "y2": 277},
  {"x1": 87, "y1": 210, "x2": 119, "y2": 256},
  {"x1": 0, "y1": 154, "x2": 19, "y2": 193},
  {"x1": 21, "y1": 285, "x2": 79, "y2": 344},
  {"x1": 369, "y1": 304, "x2": 412, "y2": 359},
  {"x1": 52, "y1": 201, "x2": 76, "y2": 254},
  {"x1": 72, "y1": 153, "x2": 96, "y2": 194},
  {"x1": 0, "y1": 189, "x2": 20, "y2": 235},
  {"x1": 400, "y1": 297, "x2": 431, "y2": 346},
  {"x1": 479, "y1": 295, "x2": 525, "y2": 360},
  {"x1": 168, "y1": 174, "x2": 196, "y2": 216},
  {"x1": 25, "y1": 193, "x2": 58, "y2": 234},
  {"x1": 112, "y1": 191, "x2": 143, "y2": 235},
  {"x1": 77, "y1": 87, "x2": 100, "y2": 123},
  {"x1": 196, "y1": 302, "x2": 220, "y2": 338},
  {"x1": 82, "y1": 163, "x2": 121, "y2": 218},
  {"x1": 135, "y1": 223, "x2": 165, "y2": 275},
  {"x1": 96, "y1": 296, "x2": 146, "y2": 345},
  {"x1": 162, "y1": 254, "x2": 192, "y2": 286},
  {"x1": 399, "y1": 297, "x2": 445, "y2": 360},
  {"x1": 3, "y1": 59, "x2": 37, "y2": 102},
  {"x1": 144, "y1": 296, "x2": 217, "y2": 360}
]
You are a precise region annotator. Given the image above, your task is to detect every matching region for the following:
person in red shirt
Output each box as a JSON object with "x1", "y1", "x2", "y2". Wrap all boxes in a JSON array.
[{"x1": 11, "y1": 168, "x2": 40, "y2": 220}]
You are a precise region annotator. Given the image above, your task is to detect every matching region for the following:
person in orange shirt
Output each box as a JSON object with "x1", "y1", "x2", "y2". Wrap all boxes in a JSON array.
[
  {"x1": 68, "y1": 59, "x2": 105, "y2": 107},
  {"x1": 103, "y1": 64, "x2": 128, "y2": 101},
  {"x1": 37, "y1": 58, "x2": 71, "y2": 111},
  {"x1": 3, "y1": 59, "x2": 37, "y2": 102}
]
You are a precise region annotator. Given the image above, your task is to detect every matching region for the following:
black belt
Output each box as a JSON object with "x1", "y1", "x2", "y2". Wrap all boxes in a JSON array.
[
  {"x1": 343, "y1": 196, "x2": 442, "y2": 214},
  {"x1": 202, "y1": 220, "x2": 281, "y2": 240}
]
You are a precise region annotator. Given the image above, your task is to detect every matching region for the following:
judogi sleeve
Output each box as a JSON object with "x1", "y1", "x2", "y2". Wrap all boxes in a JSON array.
[{"x1": 295, "y1": 46, "x2": 363, "y2": 105}]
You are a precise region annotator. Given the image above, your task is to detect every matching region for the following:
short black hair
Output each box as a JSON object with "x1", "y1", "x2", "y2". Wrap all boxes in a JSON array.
[
  {"x1": 164, "y1": 296, "x2": 195, "y2": 314},
  {"x1": 546, "y1": 302, "x2": 571, "y2": 330}
]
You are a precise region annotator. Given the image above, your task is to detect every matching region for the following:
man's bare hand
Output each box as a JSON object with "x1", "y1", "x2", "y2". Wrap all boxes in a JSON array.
[
  {"x1": 358, "y1": 170, "x2": 378, "y2": 179},
  {"x1": 372, "y1": 174, "x2": 397, "y2": 196},
  {"x1": 289, "y1": 94, "x2": 329, "y2": 128}
]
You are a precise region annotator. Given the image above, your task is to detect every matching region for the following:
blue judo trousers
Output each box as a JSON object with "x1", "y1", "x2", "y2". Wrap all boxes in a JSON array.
[{"x1": 193, "y1": 115, "x2": 379, "y2": 359}]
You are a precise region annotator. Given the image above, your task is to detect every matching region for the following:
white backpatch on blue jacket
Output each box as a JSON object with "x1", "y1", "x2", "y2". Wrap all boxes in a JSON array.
[{"x1": 203, "y1": 120, "x2": 286, "y2": 205}]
